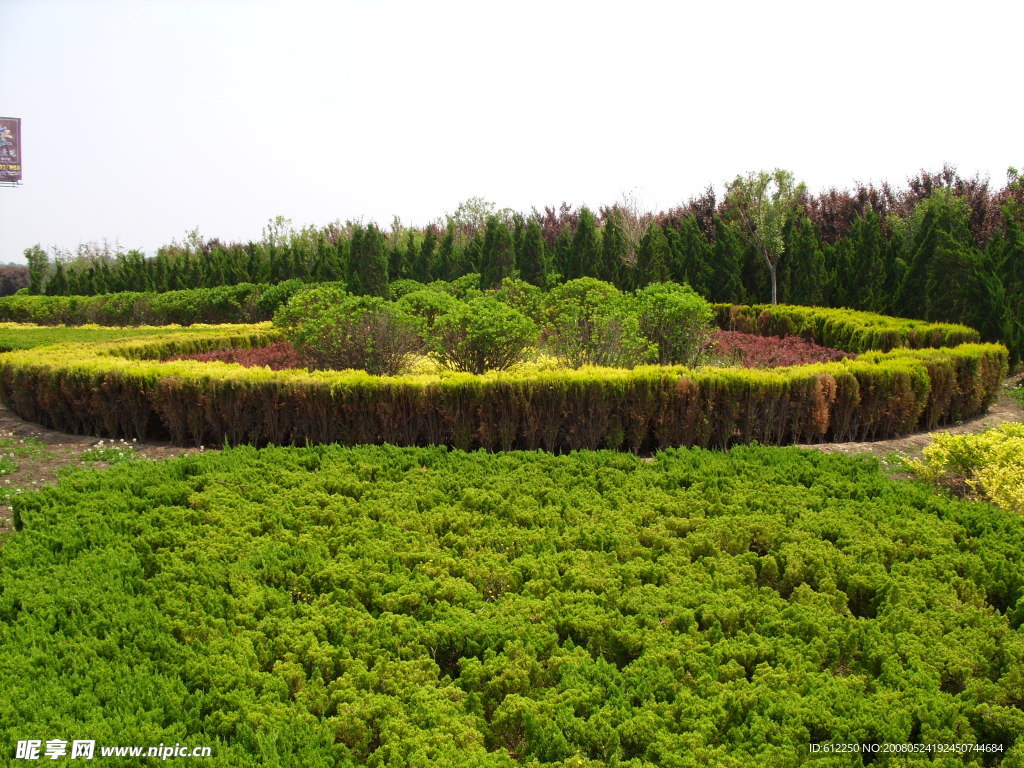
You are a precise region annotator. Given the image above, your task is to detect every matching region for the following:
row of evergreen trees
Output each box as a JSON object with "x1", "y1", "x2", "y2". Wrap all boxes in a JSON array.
[{"x1": 21, "y1": 170, "x2": 1024, "y2": 360}]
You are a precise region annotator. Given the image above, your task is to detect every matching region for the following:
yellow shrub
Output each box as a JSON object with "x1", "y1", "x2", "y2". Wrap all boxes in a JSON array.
[{"x1": 908, "y1": 422, "x2": 1024, "y2": 513}]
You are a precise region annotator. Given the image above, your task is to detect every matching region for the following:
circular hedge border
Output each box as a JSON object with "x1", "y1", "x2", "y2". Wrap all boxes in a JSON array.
[{"x1": 0, "y1": 306, "x2": 1008, "y2": 451}]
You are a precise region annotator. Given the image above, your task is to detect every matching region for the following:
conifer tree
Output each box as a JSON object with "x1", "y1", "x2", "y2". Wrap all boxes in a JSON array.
[
  {"x1": 848, "y1": 209, "x2": 886, "y2": 311},
  {"x1": 551, "y1": 227, "x2": 573, "y2": 283},
  {"x1": 44, "y1": 262, "x2": 67, "y2": 296},
  {"x1": 414, "y1": 226, "x2": 437, "y2": 283},
  {"x1": 461, "y1": 230, "x2": 485, "y2": 277},
  {"x1": 781, "y1": 215, "x2": 825, "y2": 305},
  {"x1": 358, "y1": 223, "x2": 390, "y2": 297},
  {"x1": 600, "y1": 214, "x2": 628, "y2": 288},
  {"x1": 637, "y1": 223, "x2": 670, "y2": 285},
  {"x1": 435, "y1": 225, "x2": 458, "y2": 282},
  {"x1": 568, "y1": 207, "x2": 601, "y2": 280},
  {"x1": 674, "y1": 215, "x2": 714, "y2": 297},
  {"x1": 480, "y1": 216, "x2": 516, "y2": 289},
  {"x1": 518, "y1": 219, "x2": 550, "y2": 289},
  {"x1": 710, "y1": 219, "x2": 745, "y2": 303}
]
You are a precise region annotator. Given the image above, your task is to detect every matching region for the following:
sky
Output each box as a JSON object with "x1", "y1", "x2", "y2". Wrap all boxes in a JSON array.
[{"x1": 1, "y1": 0, "x2": 1021, "y2": 263}]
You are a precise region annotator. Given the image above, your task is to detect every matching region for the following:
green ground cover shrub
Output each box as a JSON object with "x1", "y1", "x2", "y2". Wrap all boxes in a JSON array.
[{"x1": 1, "y1": 444, "x2": 1022, "y2": 766}]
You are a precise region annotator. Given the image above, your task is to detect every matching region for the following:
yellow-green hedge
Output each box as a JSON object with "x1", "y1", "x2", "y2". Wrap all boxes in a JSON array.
[
  {"x1": 0, "y1": 323, "x2": 1007, "y2": 450},
  {"x1": 713, "y1": 304, "x2": 980, "y2": 353}
]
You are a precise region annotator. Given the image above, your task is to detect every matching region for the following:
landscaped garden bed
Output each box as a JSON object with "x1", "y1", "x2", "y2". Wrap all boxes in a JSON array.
[{"x1": 2, "y1": 443, "x2": 1021, "y2": 765}]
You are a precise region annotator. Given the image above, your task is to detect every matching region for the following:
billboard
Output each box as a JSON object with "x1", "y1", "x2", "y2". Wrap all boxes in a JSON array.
[{"x1": 0, "y1": 117, "x2": 22, "y2": 183}]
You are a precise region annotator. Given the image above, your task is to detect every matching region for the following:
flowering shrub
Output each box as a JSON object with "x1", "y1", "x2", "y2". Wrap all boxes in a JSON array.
[{"x1": 710, "y1": 330, "x2": 854, "y2": 368}]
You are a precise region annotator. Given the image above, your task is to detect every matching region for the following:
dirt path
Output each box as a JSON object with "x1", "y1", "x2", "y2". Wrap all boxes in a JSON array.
[
  {"x1": 796, "y1": 373, "x2": 1024, "y2": 459},
  {"x1": 0, "y1": 408, "x2": 205, "y2": 537},
  {"x1": 2, "y1": 377, "x2": 1022, "y2": 537}
]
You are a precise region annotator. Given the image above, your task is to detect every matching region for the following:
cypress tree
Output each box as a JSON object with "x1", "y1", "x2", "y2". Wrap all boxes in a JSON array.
[
  {"x1": 675, "y1": 215, "x2": 714, "y2": 297},
  {"x1": 518, "y1": 219, "x2": 550, "y2": 289},
  {"x1": 781, "y1": 215, "x2": 825, "y2": 306},
  {"x1": 45, "y1": 262, "x2": 67, "y2": 296},
  {"x1": 637, "y1": 223, "x2": 670, "y2": 286},
  {"x1": 710, "y1": 218, "x2": 745, "y2": 303},
  {"x1": 357, "y1": 223, "x2": 390, "y2": 297},
  {"x1": 568, "y1": 207, "x2": 601, "y2": 280},
  {"x1": 550, "y1": 226, "x2": 573, "y2": 283},
  {"x1": 600, "y1": 214, "x2": 628, "y2": 288},
  {"x1": 900, "y1": 190, "x2": 975, "y2": 321},
  {"x1": 435, "y1": 225, "x2": 458, "y2": 282},
  {"x1": 153, "y1": 253, "x2": 169, "y2": 293},
  {"x1": 347, "y1": 225, "x2": 365, "y2": 292},
  {"x1": 847, "y1": 210, "x2": 886, "y2": 311},
  {"x1": 480, "y1": 216, "x2": 516, "y2": 289},
  {"x1": 414, "y1": 226, "x2": 438, "y2": 283},
  {"x1": 461, "y1": 230, "x2": 485, "y2": 278},
  {"x1": 823, "y1": 238, "x2": 854, "y2": 307}
]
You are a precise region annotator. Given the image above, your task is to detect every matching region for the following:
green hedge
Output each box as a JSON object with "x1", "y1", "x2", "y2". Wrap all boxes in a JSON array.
[
  {"x1": 0, "y1": 280, "x2": 312, "y2": 326},
  {"x1": 714, "y1": 304, "x2": 981, "y2": 353},
  {"x1": 0, "y1": 324, "x2": 1007, "y2": 450}
]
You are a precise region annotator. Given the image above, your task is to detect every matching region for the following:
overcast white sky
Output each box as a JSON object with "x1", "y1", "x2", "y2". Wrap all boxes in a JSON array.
[{"x1": 1, "y1": 0, "x2": 1021, "y2": 262}]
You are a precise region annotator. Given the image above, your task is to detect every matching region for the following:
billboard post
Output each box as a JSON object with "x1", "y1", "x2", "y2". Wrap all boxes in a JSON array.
[{"x1": 0, "y1": 117, "x2": 23, "y2": 185}]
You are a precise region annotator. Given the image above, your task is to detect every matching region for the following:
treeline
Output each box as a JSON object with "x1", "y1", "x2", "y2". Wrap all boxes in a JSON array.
[{"x1": 19, "y1": 166, "x2": 1024, "y2": 358}]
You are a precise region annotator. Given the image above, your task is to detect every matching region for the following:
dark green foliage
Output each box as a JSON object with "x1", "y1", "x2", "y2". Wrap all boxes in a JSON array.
[
  {"x1": 517, "y1": 220, "x2": 550, "y2": 289},
  {"x1": 286, "y1": 295, "x2": 423, "y2": 376},
  {"x1": 847, "y1": 209, "x2": 887, "y2": 311},
  {"x1": 434, "y1": 225, "x2": 459, "y2": 282},
  {"x1": 636, "y1": 223, "x2": 671, "y2": 286},
  {"x1": 480, "y1": 217, "x2": 516, "y2": 290},
  {"x1": 1, "y1": 445, "x2": 1022, "y2": 766},
  {"x1": 779, "y1": 215, "x2": 824, "y2": 306},
  {"x1": 431, "y1": 296, "x2": 538, "y2": 374},
  {"x1": 349, "y1": 224, "x2": 390, "y2": 298},
  {"x1": 710, "y1": 219, "x2": 746, "y2": 303},
  {"x1": 414, "y1": 226, "x2": 438, "y2": 283},
  {"x1": 567, "y1": 207, "x2": 601, "y2": 280},
  {"x1": 635, "y1": 282, "x2": 715, "y2": 366},
  {"x1": 599, "y1": 213, "x2": 628, "y2": 287},
  {"x1": 671, "y1": 215, "x2": 714, "y2": 297},
  {"x1": 543, "y1": 279, "x2": 654, "y2": 369}
]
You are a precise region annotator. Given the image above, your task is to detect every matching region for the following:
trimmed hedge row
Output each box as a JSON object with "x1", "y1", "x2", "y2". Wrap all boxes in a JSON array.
[
  {"x1": 0, "y1": 324, "x2": 1007, "y2": 450},
  {"x1": 1, "y1": 284, "x2": 982, "y2": 358},
  {"x1": 714, "y1": 303, "x2": 981, "y2": 353},
  {"x1": 0, "y1": 280, "x2": 311, "y2": 326}
]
